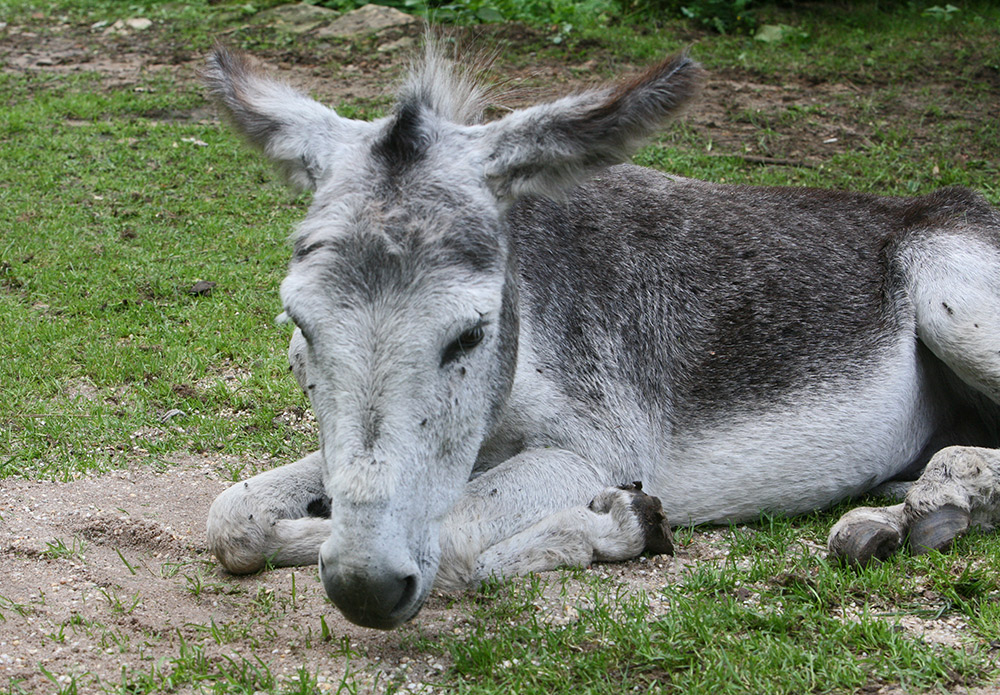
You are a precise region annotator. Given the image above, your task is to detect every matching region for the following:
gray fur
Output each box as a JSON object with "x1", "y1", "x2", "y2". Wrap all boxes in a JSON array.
[{"x1": 204, "y1": 44, "x2": 1000, "y2": 630}]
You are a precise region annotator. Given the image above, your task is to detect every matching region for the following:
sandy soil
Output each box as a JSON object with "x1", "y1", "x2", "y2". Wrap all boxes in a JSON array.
[{"x1": 0, "y1": 457, "x2": 472, "y2": 692}]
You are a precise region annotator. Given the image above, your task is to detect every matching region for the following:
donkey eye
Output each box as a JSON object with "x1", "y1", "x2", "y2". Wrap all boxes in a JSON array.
[{"x1": 441, "y1": 325, "x2": 485, "y2": 366}]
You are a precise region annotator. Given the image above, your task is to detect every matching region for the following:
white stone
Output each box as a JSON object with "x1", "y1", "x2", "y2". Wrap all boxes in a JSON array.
[
  {"x1": 257, "y1": 3, "x2": 338, "y2": 34},
  {"x1": 315, "y1": 4, "x2": 418, "y2": 38},
  {"x1": 125, "y1": 18, "x2": 152, "y2": 30}
]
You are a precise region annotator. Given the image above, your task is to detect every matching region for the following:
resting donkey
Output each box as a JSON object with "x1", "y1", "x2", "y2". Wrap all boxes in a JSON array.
[{"x1": 204, "y1": 45, "x2": 1000, "y2": 629}]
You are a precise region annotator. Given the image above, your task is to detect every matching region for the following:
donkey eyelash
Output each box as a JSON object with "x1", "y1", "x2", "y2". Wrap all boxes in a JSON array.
[{"x1": 440, "y1": 321, "x2": 489, "y2": 366}]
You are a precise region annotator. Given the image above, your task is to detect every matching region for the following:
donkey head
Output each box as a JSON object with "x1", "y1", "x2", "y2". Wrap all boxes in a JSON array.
[{"x1": 206, "y1": 44, "x2": 701, "y2": 629}]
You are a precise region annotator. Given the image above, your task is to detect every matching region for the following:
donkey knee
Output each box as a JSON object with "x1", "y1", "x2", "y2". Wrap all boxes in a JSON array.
[
  {"x1": 207, "y1": 481, "x2": 273, "y2": 574},
  {"x1": 907, "y1": 234, "x2": 1000, "y2": 403},
  {"x1": 591, "y1": 483, "x2": 674, "y2": 557}
]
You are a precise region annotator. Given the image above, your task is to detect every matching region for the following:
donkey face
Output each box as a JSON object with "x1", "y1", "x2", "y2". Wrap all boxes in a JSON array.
[
  {"x1": 206, "y1": 45, "x2": 701, "y2": 628},
  {"x1": 281, "y1": 182, "x2": 519, "y2": 629}
]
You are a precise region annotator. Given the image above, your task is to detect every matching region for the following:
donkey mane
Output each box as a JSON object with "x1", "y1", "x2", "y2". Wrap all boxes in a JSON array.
[
  {"x1": 397, "y1": 39, "x2": 494, "y2": 127},
  {"x1": 373, "y1": 41, "x2": 495, "y2": 174}
]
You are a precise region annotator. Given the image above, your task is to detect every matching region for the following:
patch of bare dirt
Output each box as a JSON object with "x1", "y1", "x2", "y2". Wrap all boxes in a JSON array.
[
  {"x1": 0, "y1": 457, "x2": 464, "y2": 691},
  {"x1": 1, "y1": 23, "x2": 197, "y2": 92},
  {"x1": 0, "y1": 460, "x2": 730, "y2": 692}
]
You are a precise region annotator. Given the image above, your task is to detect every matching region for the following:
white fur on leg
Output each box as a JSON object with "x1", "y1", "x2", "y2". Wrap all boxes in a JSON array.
[
  {"x1": 433, "y1": 447, "x2": 616, "y2": 590},
  {"x1": 449, "y1": 486, "x2": 647, "y2": 589},
  {"x1": 207, "y1": 452, "x2": 329, "y2": 574},
  {"x1": 268, "y1": 518, "x2": 332, "y2": 566}
]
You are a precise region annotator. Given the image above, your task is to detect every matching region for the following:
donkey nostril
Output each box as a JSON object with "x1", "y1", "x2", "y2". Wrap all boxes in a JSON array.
[{"x1": 393, "y1": 573, "x2": 419, "y2": 616}]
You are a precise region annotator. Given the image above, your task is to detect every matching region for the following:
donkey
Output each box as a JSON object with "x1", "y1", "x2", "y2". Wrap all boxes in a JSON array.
[{"x1": 204, "y1": 45, "x2": 1000, "y2": 629}]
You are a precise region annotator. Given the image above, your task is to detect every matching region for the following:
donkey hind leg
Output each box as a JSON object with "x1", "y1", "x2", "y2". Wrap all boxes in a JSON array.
[
  {"x1": 828, "y1": 447, "x2": 1000, "y2": 565},
  {"x1": 207, "y1": 451, "x2": 330, "y2": 574},
  {"x1": 829, "y1": 231, "x2": 1000, "y2": 566},
  {"x1": 433, "y1": 448, "x2": 672, "y2": 591},
  {"x1": 902, "y1": 232, "x2": 1000, "y2": 552}
]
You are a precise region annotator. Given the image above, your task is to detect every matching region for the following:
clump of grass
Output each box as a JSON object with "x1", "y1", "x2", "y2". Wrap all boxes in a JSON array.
[
  {"x1": 427, "y1": 521, "x2": 994, "y2": 694},
  {"x1": 41, "y1": 536, "x2": 87, "y2": 561}
]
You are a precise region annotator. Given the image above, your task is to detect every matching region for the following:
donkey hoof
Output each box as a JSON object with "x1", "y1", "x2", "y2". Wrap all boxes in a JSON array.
[
  {"x1": 908, "y1": 504, "x2": 970, "y2": 555},
  {"x1": 620, "y1": 482, "x2": 674, "y2": 556},
  {"x1": 828, "y1": 519, "x2": 902, "y2": 568}
]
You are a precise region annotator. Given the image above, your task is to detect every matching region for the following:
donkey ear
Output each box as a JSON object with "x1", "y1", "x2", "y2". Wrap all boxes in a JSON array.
[
  {"x1": 204, "y1": 46, "x2": 371, "y2": 192},
  {"x1": 479, "y1": 53, "x2": 703, "y2": 202}
]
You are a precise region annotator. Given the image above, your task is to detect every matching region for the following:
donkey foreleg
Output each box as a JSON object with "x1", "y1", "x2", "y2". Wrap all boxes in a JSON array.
[
  {"x1": 434, "y1": 449, "x2": 671, "y2": 590},
  {"x1": 465, "y1": 484, "x2": 672, "y2": 587},
  {"x1": 828, "y1": 446, "x2": 1000, "y2": 565},
  {"x1": 207, "y1": 451, "x2": 330, "y2": 574}
]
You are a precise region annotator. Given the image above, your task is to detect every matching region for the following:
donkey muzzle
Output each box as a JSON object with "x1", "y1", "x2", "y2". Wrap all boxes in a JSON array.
[{"x1": 319, "y1": 540, "x2": 425, "y2": 630}]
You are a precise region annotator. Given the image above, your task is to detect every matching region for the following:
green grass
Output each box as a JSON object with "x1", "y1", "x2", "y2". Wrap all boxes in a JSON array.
[
  {"x1": 2, "y1": 0, "x2": 999, "y2": 693},
  {"x1": 40, "y1": 536, "x2": 87, "y2": 560},
  {"x1": 0, "y1": 64, "x2": 314, "y2": 478},
  {"x1": 2, "y1": 0, "x2": 997, "y2": 481},
  {"x1": 422, "y1": 513, "x2": 999, "y2": 694}
]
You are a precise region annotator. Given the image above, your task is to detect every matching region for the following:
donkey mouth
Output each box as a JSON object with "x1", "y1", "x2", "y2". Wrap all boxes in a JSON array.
[{"x1": 319, "y1": 553, "x2": 429, "y2": 630}]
